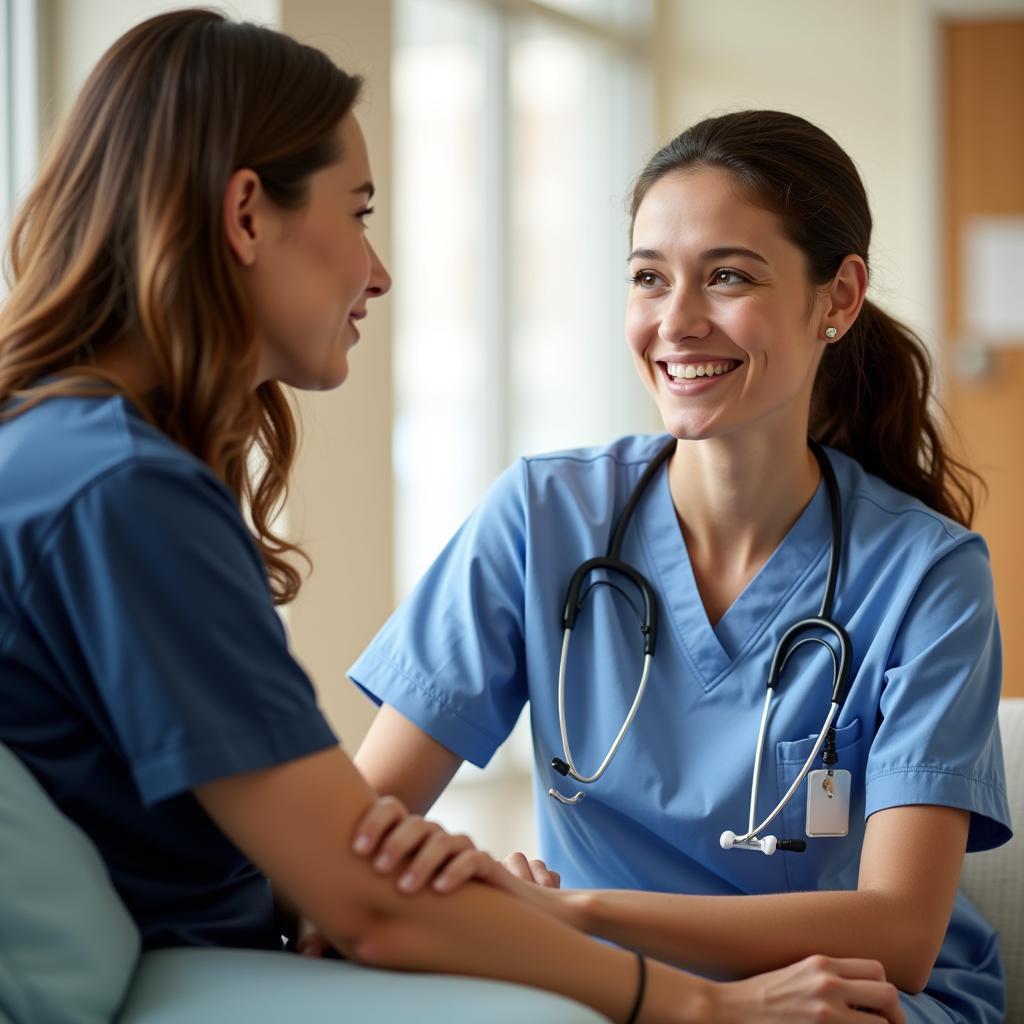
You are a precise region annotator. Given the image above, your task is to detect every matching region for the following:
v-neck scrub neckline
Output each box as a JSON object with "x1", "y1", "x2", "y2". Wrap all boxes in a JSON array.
[{"x1": 638, "y1": 456, "x2": 834, "y2": 691}]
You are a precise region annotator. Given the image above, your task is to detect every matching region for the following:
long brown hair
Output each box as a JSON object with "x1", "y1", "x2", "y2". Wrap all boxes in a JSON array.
[
  {"x1": 630, "y1": 110, "x2": 981, "y2": 527},
  {"x1": 0, "y1": 9, "x2": 362, "y2": 602}
]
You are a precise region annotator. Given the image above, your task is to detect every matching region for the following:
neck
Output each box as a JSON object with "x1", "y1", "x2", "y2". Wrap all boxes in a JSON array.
[{"x1": 668, "y1": 427, "x2": 821, "y2": 589}]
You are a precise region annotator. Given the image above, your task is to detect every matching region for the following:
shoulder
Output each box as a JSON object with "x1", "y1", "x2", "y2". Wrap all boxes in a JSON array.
[
  {"x1": 457, "y1": 435, "x2": 670, "y2": 555},
  {"x1": 519, "y1": 434, "x2": 670, "y2": 501},
  {"x1": 5, "y1": 392, "x2": 228, "y2": 513},
  {"x1": 523, "y1": 433, "x2": 670, "y2": 475},
  {"x1": 1, "y1": 393, "x2": 239, "y2": 578},
  {"x1": 826, "y1": 447, "x2": 993, "y2": 618},
  {"x1": 828, "y1": 446, "x2": 982, "y2": 555}
]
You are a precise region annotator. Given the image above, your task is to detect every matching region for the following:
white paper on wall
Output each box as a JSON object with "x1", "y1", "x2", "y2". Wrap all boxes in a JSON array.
[{"x1": 964, "y1": 217, "x2": 1024, "y2": 345}]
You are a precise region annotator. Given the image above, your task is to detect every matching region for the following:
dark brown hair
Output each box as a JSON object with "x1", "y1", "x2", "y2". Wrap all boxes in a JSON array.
[
  {"x1": 630, "y1": 110, "x2": 980, "y2": 527},
  {"x1": 0, "y1": 8, "x2": 363, "y2": 601}
]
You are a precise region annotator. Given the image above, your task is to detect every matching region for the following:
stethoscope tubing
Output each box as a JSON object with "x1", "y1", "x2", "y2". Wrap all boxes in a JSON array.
[
  {"x1": 549, "y1": 628, "x2": 654, "y2": 804},
  {"x1": 739, "y1": 700, "x2": 840, "y2": 843},
  {"x1": 548, "y1": 438, "x2": 851, "y2": 847}
]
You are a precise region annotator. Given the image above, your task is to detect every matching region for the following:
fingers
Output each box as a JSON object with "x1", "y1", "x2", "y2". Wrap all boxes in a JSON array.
[
  {"x1": 294, "y1": 917, "x2": 331, "y2": 958},
  {"x1": 821, "y1": 957, "x2": 887, "y2": 982},
  {"x1": 799, "y1": 956, "x2": 904, "y2": 1024},
  {"x1": 501, "y1": 851, "x2": 560, "y2": 887},
  {"x1": 295, "y1": 931, "x2": 331, "y2": 958},
  {"x1": 502, "y1": 851, "x2": 534, "y2": 880},
  {"x1": 431, "y1": 848, "x2": 502, "y2": 893},
  {"x1": 835, "y1": 981, "x2": 904, "y2": 1023},
  {"x1": 352, "y1": 795, "x2": 408, "y2": 857},
  {"x1": 353, "y1": 796, "x2": 488, "y2": 895},
  {"x1": 392, "y1": 827, "x2": 475, "y2": 894}
]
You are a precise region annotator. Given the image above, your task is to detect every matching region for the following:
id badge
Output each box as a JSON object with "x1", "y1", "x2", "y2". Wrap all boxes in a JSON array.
[{"x1": 805, "y1": 769, "x2": 851, "y2": 837}]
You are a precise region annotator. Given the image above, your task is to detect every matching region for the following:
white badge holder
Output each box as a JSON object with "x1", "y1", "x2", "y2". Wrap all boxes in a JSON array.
[{"x1": 805, "y1": 769, "x2": 851, "y2": 837}]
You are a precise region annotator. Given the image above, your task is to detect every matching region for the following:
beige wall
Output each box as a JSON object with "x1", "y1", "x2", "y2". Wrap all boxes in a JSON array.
[
  {"x1": 279, "y1": 1, "x2": 394, "y2": 748},
  {"x1": 653, "y1": 0, "x2": 940, "y2": 352},
  {"x1": 42, "y1": 0, "x2": 280, "y2": 135}
]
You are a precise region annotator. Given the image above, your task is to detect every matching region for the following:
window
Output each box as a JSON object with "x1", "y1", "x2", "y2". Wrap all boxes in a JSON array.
[
  {"x1": 0, "y1": 0, "x2": 39, "y2": 297},
  {"x1": 393, "y1": 0, "x2": 654, "y2": 850}
]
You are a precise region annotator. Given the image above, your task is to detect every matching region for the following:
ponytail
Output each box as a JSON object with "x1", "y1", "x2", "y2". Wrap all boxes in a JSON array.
[{"x1": 811, "y1": 300, "x2": 981, "y2": 527}]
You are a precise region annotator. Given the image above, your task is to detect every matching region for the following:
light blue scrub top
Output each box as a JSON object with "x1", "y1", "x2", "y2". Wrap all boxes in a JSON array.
[{"x1": 350, "y1": 435, "x2": 1012, "y2": 1022}]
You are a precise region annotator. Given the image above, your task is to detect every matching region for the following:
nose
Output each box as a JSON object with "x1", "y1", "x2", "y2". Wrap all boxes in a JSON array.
[
  {"x1": 366, "y1": 241, "x2": 392, "y2": 299},
  {"x1": 657, "y1": 281, "x2": 711, "y2": 344}
]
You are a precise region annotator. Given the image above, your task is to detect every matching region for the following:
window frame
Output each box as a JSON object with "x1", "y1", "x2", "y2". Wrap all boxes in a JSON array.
[{"x1": 0, "y1": 0, "x2": 40, "y2": 294}]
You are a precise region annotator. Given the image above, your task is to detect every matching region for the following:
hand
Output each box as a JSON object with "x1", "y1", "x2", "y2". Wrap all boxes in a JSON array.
[
  {"x1": 351, "y1": 794, "x2": 502, "y2": 895},
  {"x1": 501, "y1": 850, "x2": 562, "y2": 889},
  {"x1": 294, "y1": 915, "x2": 331, "y2": 958},
  {"x1": 710, "y1": 955, "x2": 905, "y2": 1024}
]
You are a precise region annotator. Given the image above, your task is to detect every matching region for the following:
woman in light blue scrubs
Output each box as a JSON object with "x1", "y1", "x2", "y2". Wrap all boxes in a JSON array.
[{"x1": 350, "y1": 112, "x2": 1012, "y2": 1022}]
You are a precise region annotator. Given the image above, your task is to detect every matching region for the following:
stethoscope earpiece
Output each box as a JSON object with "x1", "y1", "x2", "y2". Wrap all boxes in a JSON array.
[{"x1": 548, "y1": 787, "x2": 584, "y2": 805}]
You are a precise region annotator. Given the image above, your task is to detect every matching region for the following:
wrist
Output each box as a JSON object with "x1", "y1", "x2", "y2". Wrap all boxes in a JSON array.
[
  {"x1": 558, "y1": 888, "x2": 597, "y2": 932},
  {"x1": 641, "y1": 961, "x2": 715, "y2": 1024}
]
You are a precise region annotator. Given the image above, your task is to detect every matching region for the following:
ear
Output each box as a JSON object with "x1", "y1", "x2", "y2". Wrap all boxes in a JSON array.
[
  {"x1": 820, "y1": 254, "x2": 868, "y2": 342},
  {"x1": 223, "y1": 168, "x2": 264, "y2": 267}
]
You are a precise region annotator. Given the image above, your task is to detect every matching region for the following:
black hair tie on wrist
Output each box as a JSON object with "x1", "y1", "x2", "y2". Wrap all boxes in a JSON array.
[{"x1": 625, "y1": 950, "x2": 647, "y2": 1024}]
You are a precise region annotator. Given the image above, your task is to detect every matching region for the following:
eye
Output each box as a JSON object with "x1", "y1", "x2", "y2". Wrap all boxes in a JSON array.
[
  {"x1": 356, "y1": 206, "x2": 375, "y2": 227},
  {"x1": 710, "y1": 268, "x2": 749, "y2": 286},
  {"x1": 630, "y1": 270, "x2": 662, "y2": 289}
]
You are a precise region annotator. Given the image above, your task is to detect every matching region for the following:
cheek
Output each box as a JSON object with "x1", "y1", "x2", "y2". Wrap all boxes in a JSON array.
[{"x1": 624, "y1": 299, "x2": 654, "y2": 351}]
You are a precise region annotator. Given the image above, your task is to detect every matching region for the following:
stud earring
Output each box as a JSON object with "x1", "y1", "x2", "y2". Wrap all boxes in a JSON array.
[{"x1": 824, "y1": 326, "x2": 838, "y2": 339}]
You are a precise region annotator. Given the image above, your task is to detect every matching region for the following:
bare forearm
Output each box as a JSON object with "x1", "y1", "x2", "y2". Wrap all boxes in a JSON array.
[
  {"x1": 354, "y1": 704, "x2": 462, "y2": 813},
  {"x1": 349, "y1": 878, "x2": 709, "y2": 1023},
  {"x1": 563, "y1": 888, "x2": 934, "y2": 993},
  {"x1": 197, "y1": 750, "x2": 710, "y2": 1023}
]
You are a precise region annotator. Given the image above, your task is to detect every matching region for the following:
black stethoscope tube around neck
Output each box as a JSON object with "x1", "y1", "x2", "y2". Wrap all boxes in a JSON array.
[{"x1": 550, "y1": 436, "x2": 853, "y2": 838}]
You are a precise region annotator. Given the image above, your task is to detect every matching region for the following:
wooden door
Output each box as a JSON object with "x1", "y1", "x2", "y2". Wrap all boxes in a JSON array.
[{"x1": 943, "y1": 20, "x2": 1024, "y2": 698}]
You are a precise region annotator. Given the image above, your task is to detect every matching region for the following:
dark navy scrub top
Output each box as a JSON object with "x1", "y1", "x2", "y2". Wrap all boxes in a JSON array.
[{"x1": 0, "y1": 391, "x2": 338, "y2": 949}]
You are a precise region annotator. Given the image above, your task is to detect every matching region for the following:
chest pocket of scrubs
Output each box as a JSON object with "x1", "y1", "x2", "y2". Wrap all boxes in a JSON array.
[{"x1": 775, "y1": 717, "x2": 863, "y2": 893}]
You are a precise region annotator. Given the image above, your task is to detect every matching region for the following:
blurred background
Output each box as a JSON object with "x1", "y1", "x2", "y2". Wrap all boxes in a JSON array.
[{"x1": 3, "y1": 0, "x2": 1022, "y2": 856}]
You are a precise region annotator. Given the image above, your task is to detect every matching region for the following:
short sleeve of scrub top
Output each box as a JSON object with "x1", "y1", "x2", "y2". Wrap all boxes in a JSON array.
[
  {"x1": 349, "y1": 460, "x2": 529, "y2": 766},
  {"x1": 29, "y1": 458, "x2": 337, "y2": 805},
  {"x1": 865, "y1": 538, "x2": 1008, "y2": 852}
]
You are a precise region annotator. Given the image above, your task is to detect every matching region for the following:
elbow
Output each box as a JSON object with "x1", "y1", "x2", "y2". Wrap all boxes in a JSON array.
[
  {"x1": 889, "y1": 961, "x2": 932, "y2": 997},
  {"x1": 347, "y1": 914, "x2": 430, "y2": 971},
  {"x1": 315, "y1": 896, "x2": 426, "y2": 970},
  {"x1": 884, "y1": 927, "x2": 942, "y2": 995}
]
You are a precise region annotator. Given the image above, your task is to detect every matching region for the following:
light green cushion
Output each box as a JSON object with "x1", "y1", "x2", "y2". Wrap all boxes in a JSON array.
[
  {"x1": 0, "y1": 743, "x2": 141, "y2": 1024},
  {"x1": 118, "y1": 948, "x2": 606, "y2": 1023}
]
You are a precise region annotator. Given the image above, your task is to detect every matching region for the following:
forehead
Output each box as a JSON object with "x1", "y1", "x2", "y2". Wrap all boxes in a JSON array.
[
  {"x1": 335, "y1": 111, "x2": 372, "y2": 183},
  {"x1": 631, "y1": 166, "x2": 784, "y2": 253}
]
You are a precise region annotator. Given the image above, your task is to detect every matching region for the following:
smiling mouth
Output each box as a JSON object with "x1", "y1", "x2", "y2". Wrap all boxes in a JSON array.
[{"x1": 661, "y1": 359, "x2": 741, "y2": 381}]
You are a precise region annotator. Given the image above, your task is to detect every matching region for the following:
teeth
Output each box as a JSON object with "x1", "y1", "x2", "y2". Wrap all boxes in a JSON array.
[{"x1": 666, "y1": 361, "x2": 733, "y2": 380}]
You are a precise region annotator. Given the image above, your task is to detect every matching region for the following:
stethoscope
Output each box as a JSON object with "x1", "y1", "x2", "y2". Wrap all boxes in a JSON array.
[{"x1": 548, "y1": 438, "x2": 852, "y2": 856}]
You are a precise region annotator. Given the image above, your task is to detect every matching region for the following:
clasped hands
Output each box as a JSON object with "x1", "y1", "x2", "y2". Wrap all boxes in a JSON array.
[{"x1": 295, "y1": 794, "x2": 558, "y2": 958}]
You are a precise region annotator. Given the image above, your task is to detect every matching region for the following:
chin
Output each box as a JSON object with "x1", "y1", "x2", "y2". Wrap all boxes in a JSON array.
[
  {"x1": 276, "y1": 360, "x2": 349, "y2": 393},
  {"x1": 657, "y1": 412, "x2": 719, "y2": 442}
]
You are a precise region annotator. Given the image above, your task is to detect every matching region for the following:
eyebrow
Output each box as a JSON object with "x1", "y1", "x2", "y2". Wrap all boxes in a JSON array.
[
  {"x1": 352, "y1": 181, "x2": 375, "y2": 199},
  {"x1": 626, "y1": 246, "x2": 769, "y2": 265}
]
